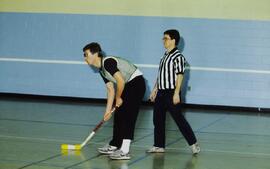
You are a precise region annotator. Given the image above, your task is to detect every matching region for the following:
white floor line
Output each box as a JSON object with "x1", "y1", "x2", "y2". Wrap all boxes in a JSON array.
[
  {"x1": 0, "y1": 134, "x2": 80, "y2": 143},
  {"x1": 1, "y1": 134, "x2": 270, "y2": 157},
  {"x1": 197, "y1": 148, "x2": 270, "y2": 157},
  {"x1": 132, "y1": 145, "x2": 270, "y2": 157}
]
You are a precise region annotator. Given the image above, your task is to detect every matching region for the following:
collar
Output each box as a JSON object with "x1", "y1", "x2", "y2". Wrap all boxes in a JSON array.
[
  {"x1": 165, "y1": 47, "x2": 178, "y2": 55},
  {"x1": 99, "y1": 57, "x2": 104, "y2": 71},
  {"x1": 169, "y1": 47, "x2": 178, "y2": 54}
]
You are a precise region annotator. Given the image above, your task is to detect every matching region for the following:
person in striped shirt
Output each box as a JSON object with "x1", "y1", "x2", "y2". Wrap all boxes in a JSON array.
[{"x1": 147, "y1": 29, "x2": 200, "y2": 154}]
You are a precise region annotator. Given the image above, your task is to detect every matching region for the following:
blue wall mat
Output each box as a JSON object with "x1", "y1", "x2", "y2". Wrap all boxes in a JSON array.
[{"x1": 0, "y1": 13, "x2": 270, "y2": 108}]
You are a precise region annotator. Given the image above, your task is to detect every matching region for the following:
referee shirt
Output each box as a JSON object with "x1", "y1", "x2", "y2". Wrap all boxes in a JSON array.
[{"x1": 157, "y1": 47, "x2": 186, "y2": 90}]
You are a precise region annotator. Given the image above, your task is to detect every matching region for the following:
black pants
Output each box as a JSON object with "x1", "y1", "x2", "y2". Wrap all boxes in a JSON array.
[
  {"x1": 110, "y1": 76, "x2": 146, "y2": 148},
  {"x1": 153, "y1": 90, "x2": 197, "y2": 148}
]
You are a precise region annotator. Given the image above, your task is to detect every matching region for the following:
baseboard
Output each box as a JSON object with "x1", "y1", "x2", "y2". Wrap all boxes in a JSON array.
[{"x1": 0, "y1": 92, "x2": 269, "y2": 113}]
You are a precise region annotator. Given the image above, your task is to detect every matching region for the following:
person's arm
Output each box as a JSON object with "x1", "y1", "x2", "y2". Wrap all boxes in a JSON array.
[
  {"x1": 173, "y1": 55, "x2": 185, "y2": 105},
  {"x1": 173, "y1": 74, "x2": 183, "y2": 105},
  {"x1": 103, "y1": 81, "x2": 115, "y2": 121},
  {"x1": 149, "y1": 79, "x2": 158, "y2": 102},
  {"x1": 103, "y1": 58, "x2": 125, "y2": 107},
  {"x1": 113, "y1": 71, "x2": 125, "y2": 107}
]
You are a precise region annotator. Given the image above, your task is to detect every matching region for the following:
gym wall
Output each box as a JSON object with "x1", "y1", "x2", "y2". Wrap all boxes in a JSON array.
[{"x1": 0, "y1": 0, "x2": 270, "y2": 108}]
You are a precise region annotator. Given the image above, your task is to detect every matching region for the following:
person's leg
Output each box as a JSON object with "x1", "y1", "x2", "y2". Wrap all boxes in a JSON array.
[
  {"x1": 110, "y1": 76, "x2": 145, "y2": 160},
  {"x1": 109, "y1": 105, "x2": 126, "y2": 148},
  {"x1": 153, "y1": 91, "x2": 167, "y2": 148},
  {"x1": 121, "y1": 76, "x2": 145, "y2": 140},
  {"x1": 99, "y1": 82, "x2": 132, "y2": 154},
  {"x1": 147, "y1": 90, "x2": 167, "y2": 153},
  {"x1": 109, "y1": 101, "x2": 131, "y2": 159},
  {"x1": 168, "y1": 94, "x2": 200, "y2": 154},
  {"x1": 98, "y1": 105, "x2": 123, "y2": 154},
  {"x1": 168, "y1": 95, "x2": 197, "y2": 145}
]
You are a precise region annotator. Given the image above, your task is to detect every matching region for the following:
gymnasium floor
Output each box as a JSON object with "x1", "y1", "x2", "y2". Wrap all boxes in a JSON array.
[{"x1": 0, "y1": 97, "x2": 269, "y2": 169}]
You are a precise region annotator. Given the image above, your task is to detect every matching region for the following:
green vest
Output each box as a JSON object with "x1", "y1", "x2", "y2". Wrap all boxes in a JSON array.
[{"x1": 100, "y1": 56, "x2": 137, "y2": 83}]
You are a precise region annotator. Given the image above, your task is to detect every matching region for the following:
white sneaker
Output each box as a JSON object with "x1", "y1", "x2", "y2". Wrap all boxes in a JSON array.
[
  {"x1": 109, "y1": 150, "x2": 131, "y2": 160},
  {"x1": 98, "y1": 144, "x2": 117, "y2": 155},
  {"x1": 190, "y1": 143, "x2": 200, "y2": 155},
  {"x1": 146, "y1": 146, "x2": 165, "y2": 153}
]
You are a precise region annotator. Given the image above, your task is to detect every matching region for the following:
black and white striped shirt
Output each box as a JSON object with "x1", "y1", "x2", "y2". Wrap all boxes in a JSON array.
[{"x1": 157, "y1": 48, "x2": 186, "y2": 90}]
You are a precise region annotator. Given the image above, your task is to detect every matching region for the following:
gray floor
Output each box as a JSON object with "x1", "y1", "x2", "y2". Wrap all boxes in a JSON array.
[{"x1": 0, "y1": 98, "x2": 270, "y2": 169}]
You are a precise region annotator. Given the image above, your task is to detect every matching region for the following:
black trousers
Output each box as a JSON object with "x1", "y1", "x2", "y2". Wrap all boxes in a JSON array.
[
  {"x1": 153, "y1": 90, "x2": 197, "y2": 148},
  {"x1": 110, "y1": 76, "x2": 146, "y2": 148}
]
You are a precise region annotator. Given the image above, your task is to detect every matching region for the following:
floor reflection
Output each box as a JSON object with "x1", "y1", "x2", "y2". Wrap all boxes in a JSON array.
[
  {"x1": 152, "y1": 153, "x2": 165, "y2": 169},
  {"x1": 108, "y1": 159, "x2": 129, "y2": 169},
  {"x1": 184, "y1": 156, "x2": 198, "y2": 169}
]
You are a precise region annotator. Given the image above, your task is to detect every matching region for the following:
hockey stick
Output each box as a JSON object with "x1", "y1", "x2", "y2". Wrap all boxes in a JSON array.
[{"x1": 61, "y1": 106, "x2": 118, "y2": 150}]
